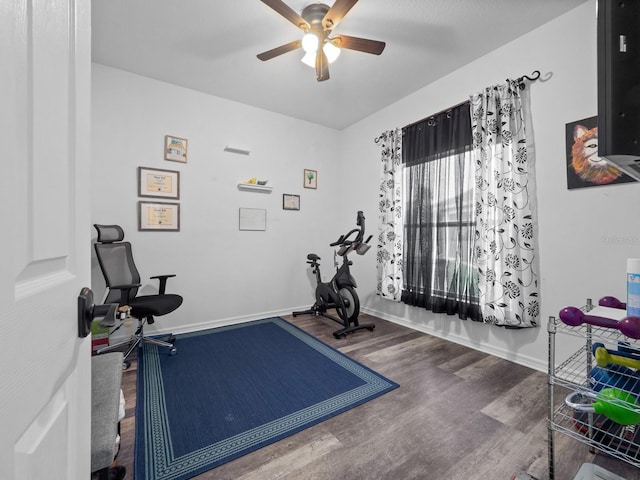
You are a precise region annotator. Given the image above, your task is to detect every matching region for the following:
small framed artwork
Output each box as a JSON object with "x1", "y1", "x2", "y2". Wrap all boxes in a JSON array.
[
  {"x1": 137, "y1": 166, "x2": 180, "y2": 199},
  {"x1": 283, "y1": 194, "x2": 300, "y2": 210},
  {"x1": 239, "y1": 208, "x2": 266, "y2": 231},
  {"x1": 138, "y1": 201, "x2": 180, "y2": 231},
  {"x1": 304, "y1": 169, "x2": 317, "y2": 189},
  {"x1": 164, "y1": 135, "x2": 188, "y2": 163}
]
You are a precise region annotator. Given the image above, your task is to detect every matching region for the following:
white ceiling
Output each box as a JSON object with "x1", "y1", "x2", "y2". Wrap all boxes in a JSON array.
[{"x1": 92, "y1": 0, "x2": 588, "y2": 130}]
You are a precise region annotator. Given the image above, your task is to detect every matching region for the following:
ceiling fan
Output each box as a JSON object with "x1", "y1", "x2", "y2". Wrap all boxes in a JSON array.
[{"x1": 256, "y1": 0, "x2": 386, "y2": 82}]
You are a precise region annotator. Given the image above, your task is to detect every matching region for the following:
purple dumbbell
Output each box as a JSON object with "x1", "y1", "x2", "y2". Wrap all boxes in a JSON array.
[
  {"x1": 559, "y1": 306, "x2": 640, "y2": 340},
  {"x1": 599, "y1": 296, "x2": 627, "y2": 309}
]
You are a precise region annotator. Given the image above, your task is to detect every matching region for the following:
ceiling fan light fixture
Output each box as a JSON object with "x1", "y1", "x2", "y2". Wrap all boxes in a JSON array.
[
  {"x1": 323, "y1": 41, "x2": 340, "y2": 63},
  {"x1": 257, "y1": 0, "x2": 385, "y2": 80},
  {"x1": 301, "y1": 51, "x2": 316, "y2": 68},
  {"x1": 301, "y1": 33, "x2": 319, "y2": 53}
]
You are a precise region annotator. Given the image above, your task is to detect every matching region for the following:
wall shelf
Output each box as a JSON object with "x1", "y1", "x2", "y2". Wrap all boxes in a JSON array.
[{"x1": 237, "y1": 183, "x2": 272, "y2": 193}]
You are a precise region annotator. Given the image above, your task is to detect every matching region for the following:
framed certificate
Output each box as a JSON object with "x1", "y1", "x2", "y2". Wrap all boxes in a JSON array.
[
  {"x1": 138, "y1": 167, "x2": 180, "y2": 199},
  {"x1": 138, "y1": 201, "x2": 180, "y2": 231}
]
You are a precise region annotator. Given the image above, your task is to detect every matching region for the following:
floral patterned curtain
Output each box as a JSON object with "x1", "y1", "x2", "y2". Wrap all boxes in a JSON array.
[
  {"x1": 469, "y1": 81, "x2": 539, "y2": 327},
  {"x1": 376, "y1": 129, "x2": 403, "y2": 301}
]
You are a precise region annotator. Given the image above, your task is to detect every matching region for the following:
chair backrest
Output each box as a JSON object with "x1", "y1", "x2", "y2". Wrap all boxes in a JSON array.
[{"x1": 94, "y1": 225, "x2": 141, "y2": 304}]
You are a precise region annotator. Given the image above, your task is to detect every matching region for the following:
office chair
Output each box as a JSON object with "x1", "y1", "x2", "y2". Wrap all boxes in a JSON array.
[{"x1": 93, "y1": 224, "x2": 183, "y2": 362}]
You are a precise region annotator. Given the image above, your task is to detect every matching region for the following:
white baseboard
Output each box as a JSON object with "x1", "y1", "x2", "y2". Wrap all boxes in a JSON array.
[
  {"x1": 361, "y1": 306, "x2": 547, "y2": 373},
  {"x1": 142, "y1": 306, "x2": 308, "y2": 337}
]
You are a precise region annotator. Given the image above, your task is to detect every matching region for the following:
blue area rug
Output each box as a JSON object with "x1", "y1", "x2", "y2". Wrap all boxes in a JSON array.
[{"x1": 134, "y1": 317, "x2": 399, "y2": 480}]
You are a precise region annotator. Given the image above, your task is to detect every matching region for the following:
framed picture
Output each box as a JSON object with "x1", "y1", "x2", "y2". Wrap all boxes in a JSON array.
[
  {"x1": 164, "y1": 135, "x2": 188, "y2": 163},
  {"x1": 138, "y1": 201, "x2": 180, "y2": 231},
  {"x1": 137, "y1": 166, "x2": 180, "y2": 199},
  {"x1": 565, "y1": 116, "x2": 636, "y2": 189},
  {"x1": 239, "y1": 208, "x2": 266, "y2": 231},
  {"x1": 283, "y1": 194, "x2": 300, "y2": 210},
  {"x1": 303, "y1": 169, "x2": 317, "y2": 189}
]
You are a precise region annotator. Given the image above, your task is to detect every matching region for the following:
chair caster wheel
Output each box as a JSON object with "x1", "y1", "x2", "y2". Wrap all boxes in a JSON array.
[
  {"x1": 367, "y1": 326, "x2": 375, "y2": 331},
  {"x1": 122, "y1": 361, "x2": 131, "y2": 370},
  {"x1": 169, "y1": 348, "x2": 177, "y2": 356}
]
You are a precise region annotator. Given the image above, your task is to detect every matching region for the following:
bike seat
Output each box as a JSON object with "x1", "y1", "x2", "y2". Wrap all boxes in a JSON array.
[{"x1": 307, "y1": 253, "x2": 320, "y2": 262}]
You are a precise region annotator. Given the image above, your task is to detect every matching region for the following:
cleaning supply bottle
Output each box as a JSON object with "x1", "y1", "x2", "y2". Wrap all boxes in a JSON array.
[{"x1": 627, "y1": 258, "x2": 640, "y2": 317}]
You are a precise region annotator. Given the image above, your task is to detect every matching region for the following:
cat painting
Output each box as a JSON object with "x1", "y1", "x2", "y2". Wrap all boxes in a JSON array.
[{"x1": 565, "y1": 116, "x2": 636, "y2": 189}]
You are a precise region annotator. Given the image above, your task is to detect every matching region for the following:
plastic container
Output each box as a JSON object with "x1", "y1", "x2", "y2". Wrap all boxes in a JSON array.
[
  {"x1": 572, "y1": 463, "x2": 626, "y2": 480},
  {"x1": 628, "y1": 259, "x2": 640, "y2": 318}
]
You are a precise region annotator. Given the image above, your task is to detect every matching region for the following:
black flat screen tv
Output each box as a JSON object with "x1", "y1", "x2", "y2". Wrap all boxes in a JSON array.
[{"x1": 597, "y1": 0, "x2": 640, "y2": 179}]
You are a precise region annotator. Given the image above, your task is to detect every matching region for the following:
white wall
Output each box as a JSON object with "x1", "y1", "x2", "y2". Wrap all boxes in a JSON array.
[
  {"x1": 340, "y1": 0, "x2": 640, "y2": 371},
  {"x1": 91, "y1": 64, "x2": 349, "y2": 334}
]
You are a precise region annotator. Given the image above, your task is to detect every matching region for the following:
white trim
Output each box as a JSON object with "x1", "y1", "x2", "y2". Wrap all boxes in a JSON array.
[
  {"x1": 360, "y1": 306, "x2": 546, "y2": 373},
  {"x1": 146, "y1": 307, "x2": 304, "y2": 337}
]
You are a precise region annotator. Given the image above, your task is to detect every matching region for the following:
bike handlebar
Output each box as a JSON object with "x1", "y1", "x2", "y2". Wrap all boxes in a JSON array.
[
  {"x1": 329, "y1": 235, "x2": 345, "y2": 247},
  {"x1": 330, "y1": 228, "x2": 360, "y2": 247},
  {"x1": 329, "y1": 211, "x2": 369, "y2": 253}
]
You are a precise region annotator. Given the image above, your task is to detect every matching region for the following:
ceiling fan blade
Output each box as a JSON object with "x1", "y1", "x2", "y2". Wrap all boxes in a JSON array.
[
  {"x1": 331, "y1": 35, "x2": 385, "y2": 55},
  {"x1": 259, "y1": 0, "x2": 309, "y2": 30},
  {"x1": 257, "y1": 40, "x2": 301, "y2": 61},
  {"x1": 322, "y1": 0, "x2": 359, "y2": 30},
  {"x1": 315, "y1": 49, "x2": 330, "y2": 82}
]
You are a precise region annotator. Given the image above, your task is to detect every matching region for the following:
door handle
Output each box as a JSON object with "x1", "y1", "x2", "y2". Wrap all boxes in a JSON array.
[{"x1": 77, "y1": 287, "x2": 118, "y2": 338}]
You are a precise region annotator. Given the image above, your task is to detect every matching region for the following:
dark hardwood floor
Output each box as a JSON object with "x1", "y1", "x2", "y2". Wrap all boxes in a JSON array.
[{"x1": 111, "y1": 314, "x2": 640, "y2": 480}]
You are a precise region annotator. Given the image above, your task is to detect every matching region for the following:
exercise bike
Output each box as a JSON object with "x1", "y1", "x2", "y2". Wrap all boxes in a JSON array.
[{"x1": 293, "y1": 211, "x2": 375, "y2": 339}]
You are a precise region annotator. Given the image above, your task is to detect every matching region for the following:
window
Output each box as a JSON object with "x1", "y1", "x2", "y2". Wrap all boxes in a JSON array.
[{"x1": 401, "y1": 103, "x2": 481, "y2": 321}]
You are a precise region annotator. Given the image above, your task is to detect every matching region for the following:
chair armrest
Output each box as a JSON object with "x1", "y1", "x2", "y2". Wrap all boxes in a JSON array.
[{"x1": 150, "y1": 274, "x2": 176, "y2": 295}]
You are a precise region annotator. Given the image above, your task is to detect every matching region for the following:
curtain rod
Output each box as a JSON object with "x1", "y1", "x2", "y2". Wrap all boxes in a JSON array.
[
  {"x1": 375, "y1": 69, "x2": 541, "y2": 142},
  {"x1": 512, "y1": 70, "x2": 541, "y2": 90},
  {"x1": 403, "y1": 69, "x2": 541, "y2": 130},
  {"x1": 374, "y1": 128, "x2": 401, "y2": 144}
]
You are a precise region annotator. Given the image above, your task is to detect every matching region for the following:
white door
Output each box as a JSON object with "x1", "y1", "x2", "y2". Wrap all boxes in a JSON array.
[{"x1": 0, "y1": 0, "x2": 92, "y2": 479}]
